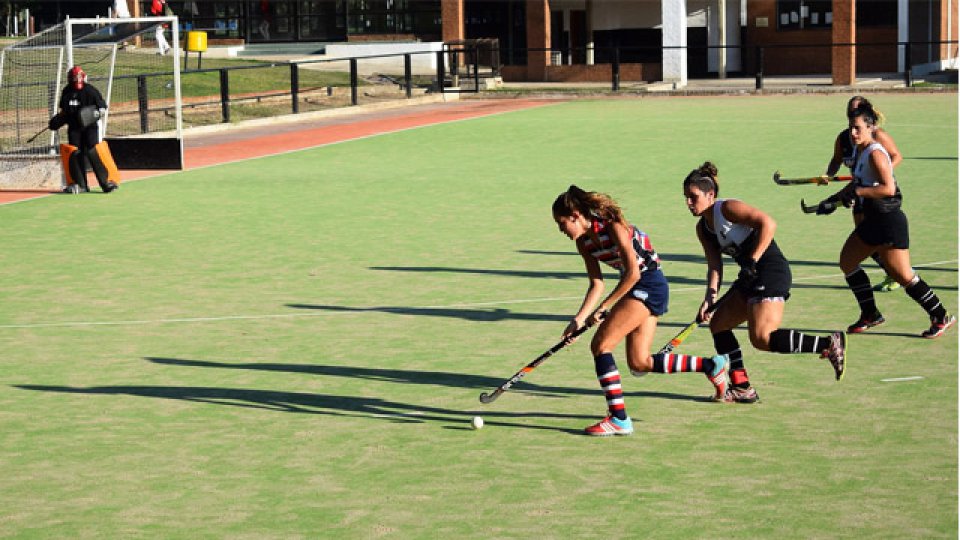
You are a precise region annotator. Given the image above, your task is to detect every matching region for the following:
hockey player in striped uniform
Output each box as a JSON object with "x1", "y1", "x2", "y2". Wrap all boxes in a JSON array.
[{"x1": 552, "y1": 185, "x2": 729, "y2": 437}]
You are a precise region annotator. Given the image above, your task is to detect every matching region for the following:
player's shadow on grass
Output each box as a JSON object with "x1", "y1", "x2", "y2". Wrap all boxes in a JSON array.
[
  {"x1": 143, "y1": 357, "x2": 705, "y2": 403},
  {"x1": 286, "y1": 303, "x2": 716, "y2": 330},
  {"x1": 368, "y1": 266, "x2": 706, "y2": 286},
  {"x1": 13, "y1": 383, "x2": 648, "y2": 436},
  {"x1": 286, "y1": 303, "x2": 571, "y2": 323}
]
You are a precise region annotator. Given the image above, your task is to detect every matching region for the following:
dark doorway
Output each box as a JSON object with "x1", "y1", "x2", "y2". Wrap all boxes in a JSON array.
[
  {"x1": 569, "y1": 9, "x2": 586, "y2": 64},
  {"x1": 464, "y1": 0, "x2": 526, "y2": 66},
  {"x1": 687, "y1": 26, "x2": 708, "y2": 78}
]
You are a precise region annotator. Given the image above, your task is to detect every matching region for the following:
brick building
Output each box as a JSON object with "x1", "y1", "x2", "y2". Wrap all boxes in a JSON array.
[{"x1": 27, "y1": 1, "x2": 959, "y2": 85}]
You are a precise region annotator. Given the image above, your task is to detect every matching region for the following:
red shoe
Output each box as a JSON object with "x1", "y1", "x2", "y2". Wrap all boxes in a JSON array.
[
  {"x1": 584, "y1": 415, "x2": 633, "y2": 437},
  {"x1": 922, "y1": 314, "x2": 956, "y2": 339},
  {"x1": 848, "y1": 312, "x2": 885, "y2": 333}
]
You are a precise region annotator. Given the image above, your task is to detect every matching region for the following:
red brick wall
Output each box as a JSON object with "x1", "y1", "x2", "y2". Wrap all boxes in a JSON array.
[
  {"x1": 441, "y1": 0, "x2": 465, "y2": 43},
  {"x1": 501, "y1": 63, "x2": 661, "y2": 83},
  {"x1": 526, "y1": 0, "x2": 551, "y2": 80},
  {"x1": 941, "y1": 0, "x2": 959, "y2": 61},
  {"x1": 744, "y1": 0, "x2": 898, "y2": 75},
  {"x1": 347, "y1": 34, "x2": 417, "y2": 42},
  {"x1": 831, "y1": 0, "x2": 855, "y2": 84}
]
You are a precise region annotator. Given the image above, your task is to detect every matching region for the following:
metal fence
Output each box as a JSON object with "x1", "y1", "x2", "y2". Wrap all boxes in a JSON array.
[{"x1": 111, "y1": 38, "x2": 960, "y2": 129}]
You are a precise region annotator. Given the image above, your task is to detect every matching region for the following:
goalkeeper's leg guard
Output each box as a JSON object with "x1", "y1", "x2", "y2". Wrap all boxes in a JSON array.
[
  {"x1": 59, "y1": 143, "x2": 88, "y2": 192},
  {"x1": 87, "y1": 141, "x2": 120, "y2": 192}
]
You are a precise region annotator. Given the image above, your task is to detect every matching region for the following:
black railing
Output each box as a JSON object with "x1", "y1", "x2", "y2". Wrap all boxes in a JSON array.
[{"x1": 5, "y1": 39, "x2": 954, "y2": 140}]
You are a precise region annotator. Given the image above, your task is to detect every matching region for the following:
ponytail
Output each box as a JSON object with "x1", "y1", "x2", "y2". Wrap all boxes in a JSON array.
[
  {"x1": 847, "y1": 97, "x2": 885, "y2": 128},
  {"x1": 552, "y1": 185, "x2": 625, "y2": 224},
  {"x1": 683, "y1": 161, "x2": 719, "y2": 195}
]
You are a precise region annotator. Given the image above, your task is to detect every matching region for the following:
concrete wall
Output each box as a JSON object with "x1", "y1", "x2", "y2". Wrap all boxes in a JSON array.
[{"x1": 324, "y1": 42, "x2": 444, "y2": 71}]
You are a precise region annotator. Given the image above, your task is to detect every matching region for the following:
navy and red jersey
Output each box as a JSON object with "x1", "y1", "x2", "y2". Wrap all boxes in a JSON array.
[{"x1": 581, "y1": 219, "x2": 660, "y2": 276}]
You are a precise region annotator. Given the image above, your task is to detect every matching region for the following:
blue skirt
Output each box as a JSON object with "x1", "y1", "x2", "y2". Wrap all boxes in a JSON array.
[{"x1": 628, "y1": 268, "x2": 669, "y2": 316}]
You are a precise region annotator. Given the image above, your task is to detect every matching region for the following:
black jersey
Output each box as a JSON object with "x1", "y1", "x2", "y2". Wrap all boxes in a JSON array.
[
  {"x1": 837, "y1": 128, "x2": 856, "y2": 169},
  {"x1": 58, "y1": 84, "x2": 107, "y2": 131}
]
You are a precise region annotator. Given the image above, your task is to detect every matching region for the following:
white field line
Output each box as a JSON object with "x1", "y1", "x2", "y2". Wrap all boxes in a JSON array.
[
  {"x1": 0, "y1": 102, "x2": 558, "y2": 207},
  {"x1": 0, "y1": 259, "x2": 955, "y2": 330},
  {"x1": 880, "y1": 376, "x2": 925, "y2": 383}
]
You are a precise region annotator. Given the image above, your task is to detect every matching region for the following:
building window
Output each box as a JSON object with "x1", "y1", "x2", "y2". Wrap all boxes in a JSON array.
[
  {"x1": 776, "y1": 1, "x2": 832, "y2": 30},
  {"x1": 856, "y1": 0, "x2": 897, "y2": 27},
  {"x1": 346, "y1": 0, "x2": 439, "y2": 36}
]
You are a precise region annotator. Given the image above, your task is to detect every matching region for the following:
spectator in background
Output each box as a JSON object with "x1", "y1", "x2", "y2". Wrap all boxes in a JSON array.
[
  {"x1": 258, "y1": 0, "x2": 271, "y2": 40},
  {"x1": 150, "y1": 0, "x2": 171, "y2": 55},
  {"x1": 111, "y1": 0, "x2": 130, "y2": 18},
  {"x1": 110, "y1": 0, "x2": 130, "y2": 45}
]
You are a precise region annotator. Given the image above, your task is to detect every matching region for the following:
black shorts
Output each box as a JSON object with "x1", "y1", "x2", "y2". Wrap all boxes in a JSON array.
[
  {"x1": 733, "y1": 241, "x2": 792, "y2": 301},
  {"x1": 855, "y1": 209, "x2": 910, "y2": 249}
]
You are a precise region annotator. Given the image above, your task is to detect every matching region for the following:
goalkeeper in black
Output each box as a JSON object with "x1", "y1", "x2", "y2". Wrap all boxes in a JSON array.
[{"x1": 49, "y1": 66, "x2": 119, "y2": 193}]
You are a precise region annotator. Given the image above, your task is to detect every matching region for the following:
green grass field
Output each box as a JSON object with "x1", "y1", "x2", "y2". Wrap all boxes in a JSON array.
[{"x1": 0, "y1": 93, "x2": 956, "y2": 538}]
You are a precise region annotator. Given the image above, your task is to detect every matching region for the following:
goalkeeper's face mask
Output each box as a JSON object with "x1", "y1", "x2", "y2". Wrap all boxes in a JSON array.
[{"x1": 68, "y1": 66, "x2": 86, "y2": 90}]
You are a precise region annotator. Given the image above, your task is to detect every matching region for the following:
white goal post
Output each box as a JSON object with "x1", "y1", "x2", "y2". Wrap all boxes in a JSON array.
[{"x1": 0, "y1": 16, "x2": 182, "y2": 191}]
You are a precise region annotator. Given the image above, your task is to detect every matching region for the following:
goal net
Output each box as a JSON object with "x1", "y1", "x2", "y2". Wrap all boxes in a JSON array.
[{"x1": 0, "y1": 16, "x2": 182, "y2": 191}]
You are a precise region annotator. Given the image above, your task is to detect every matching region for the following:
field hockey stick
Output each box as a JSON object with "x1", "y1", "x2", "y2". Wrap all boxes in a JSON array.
[
  {"x1": 772, "y1": 171, "x2": 852, "y2": 186},
  {"x1": 479, "y1": 315, "x2": 602, "y2": 404},
  {"x1": 25, "y1": 127, "x2": 49, "y2": 144},
  {"x1": 800, "y1": 199, "x2": 819, "y2": 214},
  {"x1": 656, "y1": 287, "x2": 736, "y2": 355}
]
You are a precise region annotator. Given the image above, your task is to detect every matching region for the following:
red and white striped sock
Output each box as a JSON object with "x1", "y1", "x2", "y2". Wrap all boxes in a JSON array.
[
  {"x1": 595, "y1": 352, "x2": 627, "y2": 421},
  {"x1": 651, "y1": 352, "x2": 713, "y2": 373}
]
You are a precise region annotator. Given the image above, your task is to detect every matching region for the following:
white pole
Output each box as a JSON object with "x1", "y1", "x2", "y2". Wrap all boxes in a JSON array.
[
  {"x1": 65, "y1": 16, "x2": 73, "y2": 68},
  {"x1": 103, "y1": 43, "x2": 118, "y2": 133},
  {"x1": 51, "y1": 46, "x2": 65, "y2": 149},
  {"x1": 718, "y1": 0, "x2": 727, "y2": 78},
  {"x1": 171, "y1": 16, "x2": 183, "y2": 164},
  {"x1": 897, "y1": 0, "x2": 908, "y2": 72},
  {"x1": 585, "y1": 0, "x2": 594, "y2": 65}
]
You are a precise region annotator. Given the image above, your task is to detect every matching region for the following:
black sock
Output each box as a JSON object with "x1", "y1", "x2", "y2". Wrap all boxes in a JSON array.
[
  {"x1": 845, "y1": 267, "x2": 879, "y2": 317},
  {"x1": 768, "y1": 329, "x2": 827, "y2": 354},
  {"x1": 713, "y1": 330, "x2": 749, "y2": 388},
  {"x1": 905, "y1": 276, "x2": 947, "y2": 320}
]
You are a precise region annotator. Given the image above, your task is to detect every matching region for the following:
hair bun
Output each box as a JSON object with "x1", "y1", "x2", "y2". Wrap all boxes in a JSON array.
[{"x1": 698, "y1": 161, "x2": 718, "y2": 179}]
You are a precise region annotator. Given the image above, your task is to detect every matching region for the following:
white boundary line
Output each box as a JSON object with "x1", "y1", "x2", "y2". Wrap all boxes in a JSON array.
[
  {"x1": 0, "y1": 101, "x2": 558, "y2": 207},
  {"x1": 880, "y1": 376, "x2": 925, "y2": 382},
  {"x1": 1, "y1": 259, "x2": 955, "y2": 330}
]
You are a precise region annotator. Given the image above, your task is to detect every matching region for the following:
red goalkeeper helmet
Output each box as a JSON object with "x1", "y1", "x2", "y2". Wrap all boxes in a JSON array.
[{"x1": 67, "y1": 66, "x2": 86, "y2": 90}]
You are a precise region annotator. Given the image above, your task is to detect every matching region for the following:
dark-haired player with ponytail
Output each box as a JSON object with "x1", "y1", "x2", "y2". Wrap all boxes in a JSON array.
[
  {"x1": 828, "y1": 103, "x2": 955, "y2": 338},
  {"x1": 683, "y1": 162, "x2": 846, "y2": 402},
  {"x1": 824, "y1": 96, "x2": 903, "y2": 293},
  {"x1": 553, "y1": 186, "x2": 730, "y2": 436}
]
